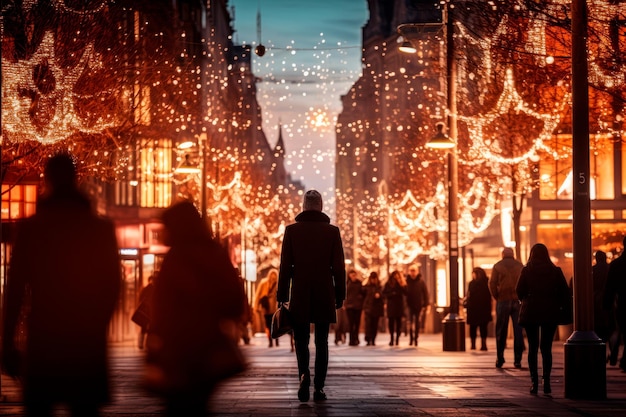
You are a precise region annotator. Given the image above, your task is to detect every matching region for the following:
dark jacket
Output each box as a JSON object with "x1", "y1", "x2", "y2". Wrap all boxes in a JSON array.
[
  {"x1": 490, "y1": 256, "x2": 523, "y2": 302},
  {"x1": 516, "y1": 263, "x2": 570, "y2": 326},
  {"x1": 277, "y1": 210, "x2": 346, "y2": 324},
  {"x1": 363, "y1": 283, "x2": 384, "y2": 317},
  {"x1": 345, "y1": 279, "x2": 365, "y2": 310},
  {"x1": 2, "y1": 190, "x2": 121, "y2": 404},
  {"x1": 605, "y1": 253, "x2": 626, "y2": 320},
  {"x1": 383, "y1": 280, "x2": 406, "y2": 319},
  {"x1": 405, "y1": 275, "x2": 429, "y2": 313},
  {"x1": 465, "y1": 276, "x2": 492, "y2": 326}
]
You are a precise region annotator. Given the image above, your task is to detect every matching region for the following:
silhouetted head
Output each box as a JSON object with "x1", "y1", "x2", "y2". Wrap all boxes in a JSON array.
[
  {"x1": 502, "y1": 247, "x2": 514, "y2": 259},
  {"x1": 44, "y1": 153, "x2": 77, "y2": 194},
  {"x1": 472, "y1": 267, "x2": 487, "y2": 280},
  {"x1": 527, "y1": 243, "x2": 553, "y2": 267},
  {"x1": 302, "y1": 189, "x2": 322, "y2": 212},
  {"x1": 369, "y1": 271, "x2": 379, "y2": 283},
  {"x1": 162, "y1": 200, "x2": 211, "y2": 246},
  {"x1": 595, "y1": 250, "x2": 607, "y2": 263}
]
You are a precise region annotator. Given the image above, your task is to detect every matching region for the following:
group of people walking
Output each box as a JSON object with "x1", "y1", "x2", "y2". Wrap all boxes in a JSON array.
[
  {"x1": 4, "y1": 153, "x2": 626, "y2": 412},
  {"x1": 331, "y1": 265, "x2": 430, "y2": 347}
]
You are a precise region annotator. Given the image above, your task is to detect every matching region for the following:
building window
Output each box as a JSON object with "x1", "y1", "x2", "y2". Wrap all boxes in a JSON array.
[
  {"x1": 1, "y1": 184, "x2": 37, "y2": 220},
  {"x1": 540, "y1": 134, "x2": 616, "y2": 201},
  {"x1": 140, "y1": 139, "x2": 172, "y2": 208}
]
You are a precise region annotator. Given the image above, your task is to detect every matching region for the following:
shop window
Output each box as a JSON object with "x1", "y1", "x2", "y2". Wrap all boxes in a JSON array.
[
  {"x1": 591, "y1": 135, "x2": 614, "y2": 200},
  {"x1": 140, "y1": 139, "x2": 172, "y2": 208},
  {"x1": 1, "y1": 184, "x2": 37, "y2": 220}
]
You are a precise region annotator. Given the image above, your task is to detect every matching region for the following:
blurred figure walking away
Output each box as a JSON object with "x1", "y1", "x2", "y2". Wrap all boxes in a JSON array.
[
  {"x1": 605, "y1": 236, "x2": 626, "y2": 371},
  {"x1": 345, "y1": 269, "x2": 365, "y2": 346},
  {"x1": 490, "y1": 247, "x2": 525, "y2": 369},
  {"x1": 405, "y1": 264, "x2": 429, "y2": 347},
  {"x1": 144, "y1": 201, "x2": 246, "y2": 416},
  {"x1": 277, "y1": 190, "x2": 346, "y2": 402},
  {"x1": 2, "y1": 153, "x2": 121, "y2": 417},
  {"x1": 383, "y1": 270, "x2": 407, "y2": 346},
  {"x1": 254, "y1": 269, "x2": 280, "y2": 347},
  {"x1": 465, "y1": 267, "x2": 492, "y2": 351},
  {"x1": 517, "y1": 243, "x2": 571, "y2": 395},
  {"x1": 363, "y1": 272, "x2": 384, "y2": 346}
]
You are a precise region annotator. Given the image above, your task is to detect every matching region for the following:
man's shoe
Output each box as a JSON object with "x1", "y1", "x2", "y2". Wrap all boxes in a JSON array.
[
  {"x1": 298, "y1": 374, "x2": 310, "y2": 402},
  {"x1": 313, "y1": 389, "x2": 327, "y2": 401},
  {"x1": 496, "y1": 359, "x2": 505, "y2": 368},
  {"x1": 514, "y1": 362, "x2": 522, "y2": 369}
]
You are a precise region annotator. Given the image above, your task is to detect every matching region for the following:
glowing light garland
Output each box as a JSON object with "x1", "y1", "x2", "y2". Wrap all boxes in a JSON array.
[
  {"x1": 2, "y1": 31, "x2": 118, "y2": 144},
  {"x1": 459, "y1": 69, "x2": 569, "y2": 165}
]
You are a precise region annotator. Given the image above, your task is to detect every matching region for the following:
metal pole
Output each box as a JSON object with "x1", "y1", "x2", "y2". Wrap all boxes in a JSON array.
[
  {"x1": 564, "y1": 0, "x2": 605, "y2": 399},
  {"x1": 441, "y1": 0, "x2": 465, "y2": 352}
]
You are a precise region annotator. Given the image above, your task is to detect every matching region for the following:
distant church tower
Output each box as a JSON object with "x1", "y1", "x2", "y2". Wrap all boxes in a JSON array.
[{"x1": 271, "y1": 123, "x2": 288, "y2": 186}]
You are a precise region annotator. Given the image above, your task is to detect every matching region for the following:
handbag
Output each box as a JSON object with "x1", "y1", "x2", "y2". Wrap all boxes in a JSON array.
[
  {"x1": 131, "y1": 301, "x2": 150, "y2": 328},
  {"x1": 271, "y1": 304, "x2": 292, "y2": 339}
]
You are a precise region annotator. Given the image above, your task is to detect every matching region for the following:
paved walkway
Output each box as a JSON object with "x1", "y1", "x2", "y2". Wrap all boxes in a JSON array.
[{"x1": 1, "y1": 332, "x2": 625, "y2": 416}]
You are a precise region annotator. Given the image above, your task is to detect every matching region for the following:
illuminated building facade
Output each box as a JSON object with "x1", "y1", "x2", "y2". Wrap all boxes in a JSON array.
[{"x1": 336, "y1": 0, "x2": 625, "y2": 332}]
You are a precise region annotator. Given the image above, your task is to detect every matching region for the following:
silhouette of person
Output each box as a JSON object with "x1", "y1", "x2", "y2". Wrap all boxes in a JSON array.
[
  {"x1": 489, "y1": 247, "x2": 524, "y2": 368},
  {"x1": 136, "y1": 275, "x2": 155, "y2": 350},
  {"x1": 516, "y1": 243, "x2": 570, "y2": 395},
  {"x1": 345, "y1": 269, "x2": 365, "y2": 346},
  {"x1": 144, "y1": 201, "x2": 246, "y2": 416},
  {"x1": 277, "y1": 190, "x2": 346, "y2": 402},
  {"x1": 253, "y1": 269, "x2": 280, "y2": 347},
  {"x1": 604, "y1": 236, "x2": 626, "y2": 371},
  {"x1": 383, "y1": 270, "x2": 407, "y2": 346},
  {"x1": 405, "y1": 264, "x2": 429, "y2": 346},
  {"x1": 2, "y1": 153, "x2": 121, "y2": 417},
  {"x1": 465, "y1": 267, "x2": 492, "y2": 351},
  {"x1": 363, "y1": 271, "x2": 384, "y2": 346}
]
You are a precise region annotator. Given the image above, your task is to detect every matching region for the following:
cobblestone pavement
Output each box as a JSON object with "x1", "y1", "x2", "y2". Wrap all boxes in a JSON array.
[{"x1": 1, "y1": 332, "x2": 625, "y2": 416}]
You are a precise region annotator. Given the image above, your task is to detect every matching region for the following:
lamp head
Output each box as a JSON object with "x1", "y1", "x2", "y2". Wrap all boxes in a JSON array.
[
  {"x1": 426, "y1": 122, "x2": 455, "y2": 149},
  {"x1": 399, "y1": 40, "x2": 417, "y2": 54}
]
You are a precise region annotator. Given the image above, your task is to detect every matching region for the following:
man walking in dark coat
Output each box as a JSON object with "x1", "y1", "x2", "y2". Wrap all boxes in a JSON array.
[
  {"x1": 2, "y1": 153, "x2": 121, "y2": 417},
  {"x1": 489, "y1": 247, "x2": 524, "y2": 369},
  {"x1": 278, "y1": 190, "x2": 346, "y2": 402}
]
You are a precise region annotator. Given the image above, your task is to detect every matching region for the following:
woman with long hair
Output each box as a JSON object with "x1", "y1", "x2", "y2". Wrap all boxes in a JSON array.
[
  {"x1": 363, "y1": 272, "x2": 384, "y2": 346},
  {"x1": 383, "y1": 270, "x2": 407, "y2": 346},
  {"x1": 465, "y1": 267, "x2": 492, "y2": 351},
  {"x1": 516, "y1": 243, "x2": 570, "y2": 395}
]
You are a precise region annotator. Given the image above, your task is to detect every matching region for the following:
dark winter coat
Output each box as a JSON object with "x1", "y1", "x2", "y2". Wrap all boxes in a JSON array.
[
  {"x1": 363, "y1": 283, "x2": 384, "y2": 317},
  {"x1": 345, "y1": 279, "x2": 365, "y2": 310},
  {"x1": 277, "y1": 210, "x2": 346, "y2": 324},
  {"x1": 2, "y1": 190, "x2": 121, "y2": 405},
  {"x1": 465, "y1": 276, "x2": 492, "y2": 326},
  {"x1": 383, "y1": 280, "x2": 406, "y2": 319},
  {"x1": 605, "y1": 253, "x2": 626, "y2": 323},
  {"x1": 516, "y1": 262, "x2": 570, "y2": 327},
  {"x1": 405, "y1": 275, "x2": 429, "y2": 314}
]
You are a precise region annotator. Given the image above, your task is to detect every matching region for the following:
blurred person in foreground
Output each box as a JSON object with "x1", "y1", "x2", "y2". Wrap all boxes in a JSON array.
[
  {"x1": 144, "y1": 201, "x2": 246, "y2": 416},
  {"x1": 516, "y1": 243, "x2": 570, "y2": 395},
  {"x1": 604, "y1": 236, "x2": 626, "y2": 371},
  {"x1": 277, "y1": 190, "x2": 346, "y2": 402},
  {"x1": 490, "y1": 247, "x2": 525, "y2": 368},
  {"x1": 2, "y1": 153, "x2": 121, "y2": 417},
  {"x1": 465, "y1": 267, "x2": 492, "y2": 351}
]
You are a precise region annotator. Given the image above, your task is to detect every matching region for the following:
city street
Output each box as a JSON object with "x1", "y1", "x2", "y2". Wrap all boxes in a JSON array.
[{"x1": 1, "y1": 332, "x2": 626, "y2": 416}]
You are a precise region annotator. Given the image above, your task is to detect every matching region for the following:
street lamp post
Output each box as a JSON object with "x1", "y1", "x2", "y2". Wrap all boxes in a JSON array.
[{"x1": 400, "y1": 0, "x2": 465, "y2": 351}]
